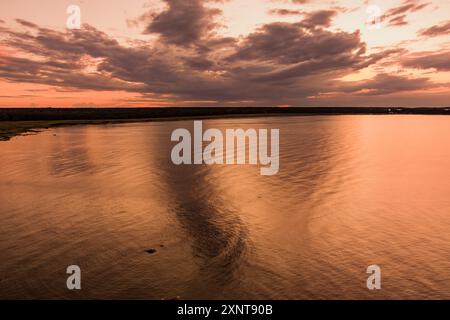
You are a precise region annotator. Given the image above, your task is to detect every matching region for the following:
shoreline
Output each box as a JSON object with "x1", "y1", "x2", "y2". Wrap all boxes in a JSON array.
[
  {"x1": 1, "y1": 113, "x2": 308, "y2": 141},
  {"x1": 1, "y1": 107, "x2": 450, "y2": 141}
]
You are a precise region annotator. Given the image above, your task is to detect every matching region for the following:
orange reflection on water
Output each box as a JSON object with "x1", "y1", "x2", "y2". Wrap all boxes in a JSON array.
[{"x1": 1, "y1": 116, "x2": 450, "y2": 299}]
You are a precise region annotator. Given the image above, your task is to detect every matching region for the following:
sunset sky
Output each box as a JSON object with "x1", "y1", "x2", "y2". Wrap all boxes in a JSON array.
[{"x1": 0, "y1": 0, "x2": 449, "y2": 107}]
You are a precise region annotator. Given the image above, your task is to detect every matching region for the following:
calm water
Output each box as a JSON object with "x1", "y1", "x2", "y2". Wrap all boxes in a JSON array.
[{"x1": 1, "y1": 115, "x2": 450, "y2": 299}]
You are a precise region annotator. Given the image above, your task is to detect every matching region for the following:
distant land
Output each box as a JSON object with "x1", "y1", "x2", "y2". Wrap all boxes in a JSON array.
[{"x1": 1, "y1": 107, "x2": 450, "y2": 141}]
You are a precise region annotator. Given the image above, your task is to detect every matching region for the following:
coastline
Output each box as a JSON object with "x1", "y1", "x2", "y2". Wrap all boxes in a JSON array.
[
  {"x1": 1, "y1": 107, "x2": 450, "y2": 141},
  {"x1": 0, "y1": 115, "x2": 285, "y2": 141}
]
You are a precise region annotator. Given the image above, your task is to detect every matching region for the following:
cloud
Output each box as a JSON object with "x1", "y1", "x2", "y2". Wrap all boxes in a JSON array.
[
  {"x1": 15, "y1": 19, "x2": 39, "y2": 28},
  {"x1": 419, "y1": 20, "x2": 450, "y2": 37},
  {"x1": 299, "y1": 10, "x2": 338, "y2": 28},
  {"x1": 382, "y1": 0, "x2": 431, "y2": 27},
  {"x1": 338, "y1": 74, "x2": 433, "y2": 96},
  {"x1": 0, "y1": 24, "x2": 149, "y2": 92},
  {"x1": 268, "y1": 9, "x2": 338, "y2": 28},
  {"x1": 403, "y1": 52, "x2": 450, "y2": 71},
  {"x1": 0, "y1": 0, "x2": 443, "y2": 107},
  {"x1": 142, "y1": 0, "x2": 223, "y2": 47},
  {"x1": 268, "y1": 9, "x2": 303, "y2": 16},
  {"x1": 387, "y1": 15, "x2": 408, "y2": 27},
  {"x1": 227, "y1": 20, "x2": 361, "y2": 65}
]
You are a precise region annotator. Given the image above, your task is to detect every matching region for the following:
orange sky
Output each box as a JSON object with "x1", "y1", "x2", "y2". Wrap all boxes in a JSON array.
[{"x1": 0, "y1": 0, "x2": 449, "y2": 107}]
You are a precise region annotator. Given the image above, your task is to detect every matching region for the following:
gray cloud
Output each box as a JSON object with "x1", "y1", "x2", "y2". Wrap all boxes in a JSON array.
[
  {"x1": 337, "y1": 73, "x2": 433, "y2": 95},
  {"x1": 382, "y1": 0, "x2": 431, "y2": 27},
  {"x1": 403, "y1": 52, "x2": 450, "y2": 71},
  {"x1": 419, "y1": 20, "x2": 450, "y2": 37},
  {"x1": 0, "y1": 2, "x2": 439, "y2": 106},
  {"x1": 143, "y1": 0, "x2": 223, "y2": 47}
]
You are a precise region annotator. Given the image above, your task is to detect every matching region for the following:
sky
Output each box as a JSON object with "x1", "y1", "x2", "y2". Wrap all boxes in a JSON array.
[{"x1": 0, "y1": 0, "x2": 449, "y2": 107}]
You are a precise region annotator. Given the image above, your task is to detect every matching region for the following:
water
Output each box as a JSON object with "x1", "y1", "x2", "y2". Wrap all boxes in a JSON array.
[{"x1": 1, "y1": 115, "x2": 450, "y2": 299}]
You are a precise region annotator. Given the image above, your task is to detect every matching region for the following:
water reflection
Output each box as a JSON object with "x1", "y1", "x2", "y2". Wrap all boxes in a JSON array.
[
  {"x1": 149, "y1": 122, "x2": 249, "y2": 291},
  {"x1": 1, "y1": 116, "x2": 450, "y2": 299},
  {"x1": 48, "y1": 128, "x2": 96, "y2": 177}
]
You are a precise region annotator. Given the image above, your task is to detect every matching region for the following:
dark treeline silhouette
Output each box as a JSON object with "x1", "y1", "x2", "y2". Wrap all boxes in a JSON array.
[{"x1": 1, "y1": 107, "x2": 450, "y2": 121}]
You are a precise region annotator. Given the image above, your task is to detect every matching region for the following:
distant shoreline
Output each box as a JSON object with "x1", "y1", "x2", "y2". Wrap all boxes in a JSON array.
[{"x1": 1, "y1": 107, "x2": 450, "y2": 141}]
